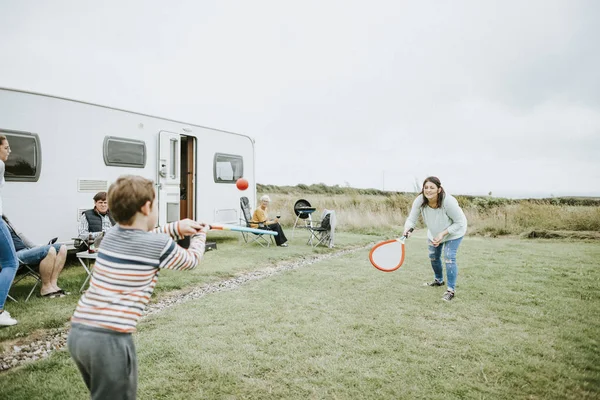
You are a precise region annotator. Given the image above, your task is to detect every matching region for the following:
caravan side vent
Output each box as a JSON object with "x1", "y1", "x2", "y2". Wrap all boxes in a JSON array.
[
  {"x1": 77, "y1": 208, "x2": 87, "y2": 221},
  {"x1": 78, "y1": 179, "x2": 109, "y2": 192}
]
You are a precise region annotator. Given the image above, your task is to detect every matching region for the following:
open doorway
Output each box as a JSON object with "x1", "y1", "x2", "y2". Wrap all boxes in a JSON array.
[{"x1": 179, "y1": 135, "x2": 195, "y2": 220}]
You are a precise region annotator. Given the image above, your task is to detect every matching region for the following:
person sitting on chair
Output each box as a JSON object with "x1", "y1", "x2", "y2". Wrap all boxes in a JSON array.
[
  {"x1": 251, "y1": 195, "x2": 289, "y2": 247},
  {"x1": 78, "y1": 191, "x2": 116, "y2": 245},
  {"x1": 2, "y1": 215, "x2": 68, "y2": 298}
]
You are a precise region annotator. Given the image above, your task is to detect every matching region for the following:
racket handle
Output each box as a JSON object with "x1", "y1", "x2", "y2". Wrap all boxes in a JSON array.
[{"x1": 403, "y1": 228, "x2": 414, "y2": 239}]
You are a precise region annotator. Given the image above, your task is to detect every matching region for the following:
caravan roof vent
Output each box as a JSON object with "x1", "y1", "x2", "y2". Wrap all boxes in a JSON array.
[{"x1": 78, "y1": 179, "x2": 109, "y2": 193}]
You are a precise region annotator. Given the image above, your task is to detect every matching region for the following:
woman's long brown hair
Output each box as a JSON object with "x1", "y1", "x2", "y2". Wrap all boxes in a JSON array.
[{"x1": 420, "y1": 176, "x2": 445, "y2": 208}]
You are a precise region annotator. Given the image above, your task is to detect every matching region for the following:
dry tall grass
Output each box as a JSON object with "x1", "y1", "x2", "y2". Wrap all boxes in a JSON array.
[{"x1": 262, "y1": 192, "x2": 600, "y2": 237}]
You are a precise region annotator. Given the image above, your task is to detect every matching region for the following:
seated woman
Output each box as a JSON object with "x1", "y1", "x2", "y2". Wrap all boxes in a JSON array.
[
  {"x1": 77, "y1": 191, "x2": 116, "y2": 248},
  {"x1": 251, "y1": 195, "x2": 289, "y2": 247},
  {"x1": 2, "y1": 215, "x2": 68, "y2": 298}
]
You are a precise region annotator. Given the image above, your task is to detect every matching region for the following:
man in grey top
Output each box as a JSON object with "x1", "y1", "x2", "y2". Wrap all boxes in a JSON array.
[{"x1": 404, "y1": 176, "x2": 467, "y2": 301}]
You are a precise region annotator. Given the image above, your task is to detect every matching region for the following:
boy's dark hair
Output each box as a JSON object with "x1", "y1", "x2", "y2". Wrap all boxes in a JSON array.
[
  {"x1": 108, "y1": 175, "x2": 156, "y2": 225},
  {"x1": 93, "y1": 191, "x2": 108, "y2": 202}
]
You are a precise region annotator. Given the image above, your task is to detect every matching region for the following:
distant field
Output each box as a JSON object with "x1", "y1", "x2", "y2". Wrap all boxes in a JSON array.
[
  {"x1": 260, "y1": 186, "x2": 600, "y2": 237},
  {"x1": 1, "y1": 232, "x2": 599, "y2": 399}
]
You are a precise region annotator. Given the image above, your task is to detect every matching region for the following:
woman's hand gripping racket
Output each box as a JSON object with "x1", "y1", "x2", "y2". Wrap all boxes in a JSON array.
[{"x1": 369, "y1": 228, "x2": 413, "y2": 272}]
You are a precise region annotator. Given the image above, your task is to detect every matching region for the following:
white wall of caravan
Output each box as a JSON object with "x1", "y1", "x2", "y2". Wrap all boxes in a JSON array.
[
  {"x1": 193, "y1": 126, "x2": 256, "y2": 223},
  {"x1": 0, "y1": 89, "x2": 256, "y2": 246}
]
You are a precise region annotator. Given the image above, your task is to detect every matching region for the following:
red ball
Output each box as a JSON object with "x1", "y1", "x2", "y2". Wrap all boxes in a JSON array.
[{"x1": 236, "y1": 178, "x2": 249, "y2": 191}]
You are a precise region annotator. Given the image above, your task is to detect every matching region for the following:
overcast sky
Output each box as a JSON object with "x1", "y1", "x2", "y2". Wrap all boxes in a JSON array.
[{"x1": 1, "y1": 0, "x2": 599, "y2": 198}]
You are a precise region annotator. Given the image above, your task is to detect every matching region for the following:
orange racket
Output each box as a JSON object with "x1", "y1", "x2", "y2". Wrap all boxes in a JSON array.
[{"x1": 369, "y1": 228, "x2": 413, "y2": 272}]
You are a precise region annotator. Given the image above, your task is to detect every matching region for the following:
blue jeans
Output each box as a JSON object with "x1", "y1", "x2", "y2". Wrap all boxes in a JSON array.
[
  {"x1": 428, "y1": 236, "x2": 463, "y2": 292},
  {"x1": 17, "y1": 244, "x2": 63, "y2": 265},
  {"x1": 0, "y1": 218, "x2": 19, "y2": 310}
]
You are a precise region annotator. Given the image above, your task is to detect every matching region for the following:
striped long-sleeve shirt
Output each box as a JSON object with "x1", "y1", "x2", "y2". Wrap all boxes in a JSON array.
[{"x1": 71, "y1": 222, "x2": 206, "y2": 333}]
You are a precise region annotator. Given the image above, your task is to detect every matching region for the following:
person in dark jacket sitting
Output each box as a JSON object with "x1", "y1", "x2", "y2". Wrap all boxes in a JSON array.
[{"x1": 77, "y1": 191, "x2": 116, "y2": 244}]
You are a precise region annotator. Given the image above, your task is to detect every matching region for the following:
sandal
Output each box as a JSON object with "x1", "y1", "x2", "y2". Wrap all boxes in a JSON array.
[
  {"x1": 41, "y1": 291, "x2": 61, "y2": 299},
  {"x1": 56, "y1": 289, "x2": 71, "y2": 296}
]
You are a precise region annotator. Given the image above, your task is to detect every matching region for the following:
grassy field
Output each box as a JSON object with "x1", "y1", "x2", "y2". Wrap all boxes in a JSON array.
[
  {"x1": 1, "y1": 230, "x2": 599, "y2": 399},
  {"x1": 0, "y1": 231, "x2": 379, "y2": 344},
  {"x1": 264, "y1": 189, "x2": 600, "y2": 237}
]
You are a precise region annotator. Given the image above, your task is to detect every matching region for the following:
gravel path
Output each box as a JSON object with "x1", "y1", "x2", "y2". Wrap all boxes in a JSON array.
[{"x1": 0, "y1": 246, "x2": 364, "y2": 372}]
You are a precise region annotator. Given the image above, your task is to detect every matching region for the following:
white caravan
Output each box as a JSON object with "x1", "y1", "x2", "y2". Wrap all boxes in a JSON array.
[{"x1": 0, "y1": 87, "x2": 256, "y2": 247}]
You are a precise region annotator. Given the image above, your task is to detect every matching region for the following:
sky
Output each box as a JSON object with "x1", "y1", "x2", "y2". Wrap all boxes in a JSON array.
[{"x1": 1, "y1": 0, "x2": 599, "y2": 198}]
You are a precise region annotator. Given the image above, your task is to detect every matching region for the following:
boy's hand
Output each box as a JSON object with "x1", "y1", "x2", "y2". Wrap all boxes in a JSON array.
[
  {"x1": 198, "y1": 222, "x2": 210, "y2": 234},
  {"x1": 179, "y1": 219, "x2": 204, "y2": 236}
]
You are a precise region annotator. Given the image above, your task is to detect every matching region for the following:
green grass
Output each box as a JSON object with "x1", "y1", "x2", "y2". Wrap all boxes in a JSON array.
[
  {"x1": 0, "y1": 230, "x2": 381, "y2": 343},
  {"x1": 1, "y1": 232, "x2": 599, "y2": 399}
]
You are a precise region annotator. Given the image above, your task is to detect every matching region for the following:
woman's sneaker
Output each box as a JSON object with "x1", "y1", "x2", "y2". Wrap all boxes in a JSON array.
[
  {"x1": 442, "y1": 290, "x2": 455, "y2": 301},
  {"x1": 0, "y1": 311, "x2": 18, "y2": 326},
  {"x1": 424, "y1": 279, "x2": 444, "y2": 287}
]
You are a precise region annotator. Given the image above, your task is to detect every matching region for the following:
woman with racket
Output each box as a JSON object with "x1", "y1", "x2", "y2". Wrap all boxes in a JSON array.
[{"x1": 403, "y1": 176, "x2": 467, "y2": 301}]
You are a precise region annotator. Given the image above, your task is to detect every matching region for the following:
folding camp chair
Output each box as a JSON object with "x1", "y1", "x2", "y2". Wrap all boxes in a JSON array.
[
  {"x1": 8, "y1": 261, "x2": 42, "y2": 302},
  {"x1": 1, "y1": 215, "x2": 44, "y2": 302},
  {"x1": 240, "y1": 197, "x2": 274, "y2": 247},
  {"x1": 306, "y1": 210, "x2": 336, "y2": 248}
]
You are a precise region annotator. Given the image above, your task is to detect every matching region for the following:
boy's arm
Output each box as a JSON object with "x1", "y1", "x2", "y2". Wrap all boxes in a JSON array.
[
  {"x1": 152, "y1": 221, "x2": 185, "y2": 240},
  {"x1": 159, "y1": 232, "x2": 207, "y2": 271}
]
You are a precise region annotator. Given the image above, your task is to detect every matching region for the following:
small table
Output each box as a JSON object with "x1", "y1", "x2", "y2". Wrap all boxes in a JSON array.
[{"x1": 76, "y1": 251, "x2": 98, "y2": 292}]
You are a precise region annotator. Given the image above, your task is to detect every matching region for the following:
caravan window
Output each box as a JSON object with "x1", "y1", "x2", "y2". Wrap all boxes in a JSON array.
[
  {"x1": 103, "y1": 136, "x2": 146, "y2": 168},
  {"x1": 214, "y1": 153, "x2": 243, "y2": 183},
  {"x1": 1, "y1": 130, "x2": 41, "y2": 182}
]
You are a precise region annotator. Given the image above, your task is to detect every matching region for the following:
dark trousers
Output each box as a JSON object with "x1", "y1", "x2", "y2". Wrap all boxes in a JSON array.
[
  {"x1": 267, "y1": 223, "x2": 288, "y2": 246},
  {"x1": 68, "y1": 323, "x2": 138, "y2": 400}
]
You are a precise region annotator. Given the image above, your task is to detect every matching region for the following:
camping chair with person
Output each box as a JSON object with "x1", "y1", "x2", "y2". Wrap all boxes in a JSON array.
[
  {"x1": 2, "y1": 215, "x2": 50, "y2": 302},
  {"x1": 7, "y1": 259, "x2": 43, "y2": 302},
  {"x1": 306, "y1": 209, "x2": 336, "y2": 248},
  {"x1": 240, "y1": 196, "x2": 274, "y2": 247}
]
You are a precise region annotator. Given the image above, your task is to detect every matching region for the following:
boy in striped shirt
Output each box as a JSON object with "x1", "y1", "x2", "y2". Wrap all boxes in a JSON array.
[{"x1": 68, "y1": 175, "x2": 209, "y2": 399}]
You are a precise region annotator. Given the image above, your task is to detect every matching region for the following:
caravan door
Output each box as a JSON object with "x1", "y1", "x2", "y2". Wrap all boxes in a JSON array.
[{"x1": 158, "y1": 131, "x2": 181, "y2": 226}]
